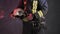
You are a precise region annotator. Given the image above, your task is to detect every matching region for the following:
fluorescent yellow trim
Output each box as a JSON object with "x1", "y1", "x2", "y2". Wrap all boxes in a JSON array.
[
  {"x1": 32, "y1": 1, "x2": 38, "y2": 9},
  {"x1": 32, "y1": 9, "x2": 36, "y2": 14},
  {"x1": 32, "y1": 0, "x2": 38, "y2": 14},
  {"x1": 38, "y1": 10, "x2": 44, "y2": 17}
]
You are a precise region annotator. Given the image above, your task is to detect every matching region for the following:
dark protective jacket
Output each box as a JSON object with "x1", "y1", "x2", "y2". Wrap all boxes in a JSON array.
[
  {"x1": 18, "y1": 0, "x2": 48, "y2": 16},
  {"x1": 39, "y1": 0, "x2": 48, "y2": 16},
  {"x1": 17, "y1": 0, "x2": 48, "y2": 34},
  {"x1": 18, "y1": 0, "x2": 48, "y2": 34}
]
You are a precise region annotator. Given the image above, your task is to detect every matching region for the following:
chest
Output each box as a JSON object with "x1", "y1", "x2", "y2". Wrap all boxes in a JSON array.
[{"x1": 23, "y1": 0, "x2": 39, "y2": 8}]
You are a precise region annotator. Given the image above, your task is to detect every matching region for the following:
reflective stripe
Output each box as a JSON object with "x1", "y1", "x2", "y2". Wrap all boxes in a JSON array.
[
  {"x1": 32, "y1": 0, "x2": 38, "y2": 14},
  {"x1": 32, "y1": 0, "x2": 44, "y2": 17},
  {"x1": 38, "y1": 10, "x2": 43, "y2": 17}
]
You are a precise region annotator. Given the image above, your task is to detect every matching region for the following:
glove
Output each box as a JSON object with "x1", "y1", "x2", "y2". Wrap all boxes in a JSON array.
[{"x1": 22, "y1": 13, "x2": 33, "y2": 22}]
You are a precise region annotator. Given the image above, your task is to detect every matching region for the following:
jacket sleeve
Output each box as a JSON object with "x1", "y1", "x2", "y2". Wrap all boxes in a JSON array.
[{"x1": 38, "y1": 0, "x2": 48, "y2": 16}]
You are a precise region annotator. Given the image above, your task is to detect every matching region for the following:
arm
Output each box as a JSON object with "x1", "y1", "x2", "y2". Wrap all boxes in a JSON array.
[{"x1": 38, "y1": 0, "x2": 48, "y2": 16}]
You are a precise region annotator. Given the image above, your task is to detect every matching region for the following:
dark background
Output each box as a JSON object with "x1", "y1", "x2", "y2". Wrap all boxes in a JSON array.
[
  {"x1": 46, "y1": 0, "x2": 60, "y2": 34},
  {"x1": 0, "y1": 0, "x2": 60, "y2": 34}
]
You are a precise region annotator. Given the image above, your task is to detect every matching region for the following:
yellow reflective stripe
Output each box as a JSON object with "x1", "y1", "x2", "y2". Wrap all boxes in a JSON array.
[
  {"x1": 38, "y1": 10, "x2": 44, "y2": 17},
  {"x1": 32, "y1": 0, "x2": 44, "y2": 17},
  {"x1": 32, "y1": 9, "x2": 36, "y2": 14},
  {"x1": 32, "y1": 0, "x2": 38, "y2": 14},
  {"x1": 32, "y1": 1, "x2": 38, "y2": 9}
]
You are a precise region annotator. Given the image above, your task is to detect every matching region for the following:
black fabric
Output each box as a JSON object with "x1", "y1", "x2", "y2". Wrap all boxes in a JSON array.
[{"x1": 23, "y1": 22, "x2": 33, "y2": 34}]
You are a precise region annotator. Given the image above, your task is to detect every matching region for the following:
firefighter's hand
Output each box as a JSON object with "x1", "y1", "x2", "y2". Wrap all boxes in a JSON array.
[
  {"x1": 22, "y1": 17, "x2": 29, "y2": 22},
  {"x1": 22, "y1": 13, "x2": 33, "y2": 22}
]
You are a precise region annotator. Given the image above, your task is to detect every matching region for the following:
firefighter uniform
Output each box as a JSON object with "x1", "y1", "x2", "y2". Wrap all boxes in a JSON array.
[{"x1": 15, "y1": 0, "x2": 48, "y2": 34}]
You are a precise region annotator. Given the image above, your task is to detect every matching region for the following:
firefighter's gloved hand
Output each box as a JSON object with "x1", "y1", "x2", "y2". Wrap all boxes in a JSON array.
[
  {"x1": 41, "y1": 16, "x2": 45, "y2": 22},
  {"x1": 22, "y1": 13, "x2": 33, "y2": 22},
  {"x1": 22, "y1": 17, "x2": 29, "y2": 22},
  {"x1": 40, "y1": 17, "x2": 47, "y2": 29}
]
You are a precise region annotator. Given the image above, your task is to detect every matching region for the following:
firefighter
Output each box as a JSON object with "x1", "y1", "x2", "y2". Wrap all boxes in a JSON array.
[{"x1": 12, "y1": 0, "x2": 48, "y2": 34}]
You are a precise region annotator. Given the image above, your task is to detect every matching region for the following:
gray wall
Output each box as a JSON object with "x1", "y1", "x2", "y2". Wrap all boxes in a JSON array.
[{"x1": 46, "y1": 0, "x2": 60, "y2": 34}]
